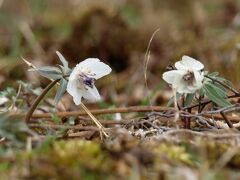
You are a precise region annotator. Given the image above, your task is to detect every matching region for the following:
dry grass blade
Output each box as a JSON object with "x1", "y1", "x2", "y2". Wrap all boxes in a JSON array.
[
  {"x1": 21, "y1": 57, "x2": 37, "y2": 69},
  {"x1": 143, "y1": 28, "x2": 160, "y2": 108},
  {"x1": 80, "y1": 103, "x2": 109, "y2": 138}
]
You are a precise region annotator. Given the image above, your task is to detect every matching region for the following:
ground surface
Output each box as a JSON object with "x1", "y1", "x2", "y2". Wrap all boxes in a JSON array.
[{"x1": 1, "y1": 0, "x2": 240, "y2": 179}]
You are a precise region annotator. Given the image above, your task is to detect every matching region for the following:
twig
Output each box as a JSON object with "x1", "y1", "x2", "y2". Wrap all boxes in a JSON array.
[
  {"x1": 25, "y1": 79, "x2": 60, "y2": 123},
  {"x1": 164, "y1": 129, "x2": 240, "y2": 139},
  {"x1": 197, "y1": 104, "x2": 240, "y2": 116},
  {"x1": 13, "y1": 105, "x2": 240, "y2": 123},
  {"x1": 220, "y1": 111, "x2": 233, "y2": 128},
  {"x1": 27, "y1": 106, "x2": 175, "y2": 118},
  {"x1": 28, "y1": 124, "x2": 100, "y2": 131}
]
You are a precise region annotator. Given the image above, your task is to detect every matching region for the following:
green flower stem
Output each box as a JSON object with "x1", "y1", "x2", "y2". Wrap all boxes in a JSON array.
[
  {"x1": 182, "y1": 95, "x2": 191, "y2": 129},
  {"x1": 25, "y1": 79, "x2": 60, "y2": 123}
]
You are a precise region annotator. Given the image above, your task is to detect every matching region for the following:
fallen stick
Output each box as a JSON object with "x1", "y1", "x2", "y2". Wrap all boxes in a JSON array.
[{"x1": 11, "y1": 105, "x2": 240, "y2": 123}]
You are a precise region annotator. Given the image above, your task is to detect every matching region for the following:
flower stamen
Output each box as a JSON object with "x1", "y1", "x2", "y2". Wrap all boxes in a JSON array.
[
  {"x1": 78, "y1": 73, "x2": 96, "y2": 89},
  {"x1": 183, "y1": 71, "x2": 195, "y2": 85}
]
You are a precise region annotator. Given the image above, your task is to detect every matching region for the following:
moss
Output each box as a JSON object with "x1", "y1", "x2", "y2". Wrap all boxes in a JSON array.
[{"x1": 2, "y1": 134, "x2": 240, "y2": 179}]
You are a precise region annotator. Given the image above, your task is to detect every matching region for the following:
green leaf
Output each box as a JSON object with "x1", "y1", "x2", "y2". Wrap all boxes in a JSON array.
[
  {"x1": 203, "y1": 83, "x2": 231, "y2": 107},
  {"x1": 0, "y1": 113, "x2": 34, "y2": 148},
  {"x1": 207, "y1": 72, "x2": 234, "y2": 88},
  {"x1": 205, "y1": 82, "x2": 227, "y2": 98},
  {"x1": 56, "y1": 51, "x2": 68, "y2": 68},
  {"x1": 215, "y1": 76, "x2": 234, "y2": 88},
  {"x1": 29, "y1": 66, "x2": 62, "y2": 80},
  {"x1": 54, "y1": 78, "x2": 67, "y2": 105},
  {"x1": 17, "y1": 80, "x2": 42, "y2": 96},
  {"x1": 185, "y1": 93, "x2": 194, "y2": 106},
  {"x1": 199, "y1": 88, "x2": 205, "y2": 97},
  {"x1": 208, "y1": 72, "x2": 219, "y2": 77},
  {"x1": 51, "y1": 114, "x2": 61, "y2": 123},
  {"x1": 56, "y1": 51, "x2": 70, "y2": 74}
]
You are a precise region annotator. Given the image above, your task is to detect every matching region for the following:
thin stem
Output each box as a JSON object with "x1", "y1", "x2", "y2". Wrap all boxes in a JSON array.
[
  {"x1": 25, "y1": 79, "x2": 60, "y2": 123},
  {"x1": 183, "y1": 94, "x2": 239, "y2": 110},
  {"x1": 197, "y1": 95, "x2": 202, "y2": 113},
  {"x1": 173, "y1": 89, "x2": 180, "y2": 130},
  {"x1": 182, "y1": 94, "x2": 190, "y2": 129},
  {"x1": 220, "y1": 111, "x2": 233, "y2": 128}
]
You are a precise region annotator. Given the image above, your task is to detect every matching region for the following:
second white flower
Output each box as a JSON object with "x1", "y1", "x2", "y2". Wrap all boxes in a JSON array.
[{"x1": 162, "y1": 56, "x2": 204, "y2": 94}]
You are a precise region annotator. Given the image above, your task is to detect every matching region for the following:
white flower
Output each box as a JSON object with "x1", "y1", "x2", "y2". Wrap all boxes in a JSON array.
[
  {"x1": 162, "y1": 55, "x2": 204, "y2": 94},
  {"x1": 0, "y1": 97, "x2": 8, "y2": 106},
  {"x1": 67, "y1": 58, "x2": 112, "y2": 105}
]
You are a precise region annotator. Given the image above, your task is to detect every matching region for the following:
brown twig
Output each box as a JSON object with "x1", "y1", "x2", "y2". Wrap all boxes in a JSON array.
[
  {"x1": 26, "y1": 106, "x2": 175, "y2": 119},
  {"x1": 220, "y1": 111, "x2": 233, "y2": 128},
  {"x1": 164, "y1": 129, "x2": 240, "y2": 139},
  {"x1": 28, "y1": 124, "x2": 100, "y2": 131},
  {"x1": 25, "y1": 79, "x2": 60, "y2": 123},
  {"x1": 13, "y1": 105, "x2": 240, "y2": 123}
]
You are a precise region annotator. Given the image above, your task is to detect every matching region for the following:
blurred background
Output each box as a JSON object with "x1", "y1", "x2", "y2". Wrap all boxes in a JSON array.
[{"x1": 1, "y1": 0, "x2": 240, "y2": 107}]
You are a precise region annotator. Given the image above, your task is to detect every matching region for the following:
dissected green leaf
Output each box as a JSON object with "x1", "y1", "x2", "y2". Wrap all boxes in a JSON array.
[
  {"x1": 203, "y1": 83, "x2": 231, "y2": 107},
  {"x1": 0, "y1": 113, "x2": 34, "y2": 148},
  {"x1": 54, "y1": 78, "x2": 67, "y2": 105},
  {"x1": 17, "y1": 80, "x2": 42, "y2": 96},
  {"x1": 29, "y1": 66, "x2": 62, "y2": 80}
]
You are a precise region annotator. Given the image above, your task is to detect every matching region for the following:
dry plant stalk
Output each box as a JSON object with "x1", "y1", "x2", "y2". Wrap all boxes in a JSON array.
[{"x1": 80, "y1": 102, "x2": 109, "y2": 137}]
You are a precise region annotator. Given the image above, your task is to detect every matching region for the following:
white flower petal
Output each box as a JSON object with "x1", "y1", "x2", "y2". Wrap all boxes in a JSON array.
[
  {"x1": 73, "y1": 93, "x2": 83, "y2": 105},
  {"x1": 185, "y1": 86, "x2": 198, "y2": 94},
  {"x1": 193, "y1": 71, "x2": 204, "y2": 89},
  {"x1": 82, "y1": 85, "x2": 101, "y2": 102},
  {"x1": 68, "y1": 66, "x2": 78, "y2": 81},
  {"x1": 175, "y1": 56, "x2": 204, "y2": 71},
  {"x1": 0, "y1": 97, "x2": 8, "y2": 106},
  {"x1": 67, "y1": 79, "x2": 83, "y2": 105},
  {"x1": 162, "y1": 70, "x2": 184, "y2": 85},
  {"x1": 77, "y1": 58, "x2": 112, "y2": 79},
  {"x1": 176, "y1": 83, "x2": 189, "y2": 94}
]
